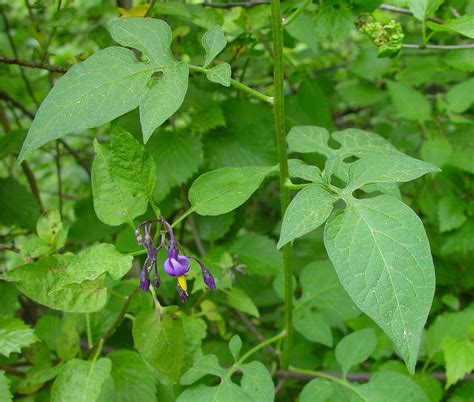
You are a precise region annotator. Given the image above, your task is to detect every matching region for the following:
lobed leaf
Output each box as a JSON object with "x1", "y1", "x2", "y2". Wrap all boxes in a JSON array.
[
  {"x1": 201, "y1": 25, "x2": 227, "y2": 67},
  {"x1": 206, "y1": 62, "x2": 231, "y2": 87}
]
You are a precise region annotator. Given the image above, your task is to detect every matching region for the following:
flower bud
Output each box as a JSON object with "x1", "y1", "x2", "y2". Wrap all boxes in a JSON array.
[{"x1": 139, "y1": 269, "x2": 150, "y2": 292}]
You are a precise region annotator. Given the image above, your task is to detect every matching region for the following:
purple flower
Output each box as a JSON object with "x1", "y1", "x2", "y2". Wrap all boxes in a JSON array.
[{"x1": 135, "y1": 218, "x2": 217, "y2": 302}]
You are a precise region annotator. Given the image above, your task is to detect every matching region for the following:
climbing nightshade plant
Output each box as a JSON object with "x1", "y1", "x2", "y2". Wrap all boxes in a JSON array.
[{"x1": 2, "y1": 1, "x2": 473, "y2": 401}]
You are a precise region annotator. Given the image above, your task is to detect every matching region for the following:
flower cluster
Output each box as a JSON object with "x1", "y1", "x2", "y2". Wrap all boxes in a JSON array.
[
  {"x1": 135, "y1": 219, "x2": 216, "y2": 302},
  {"x1": 359, "y1": 18, "x2": 404, "y2": 58}
]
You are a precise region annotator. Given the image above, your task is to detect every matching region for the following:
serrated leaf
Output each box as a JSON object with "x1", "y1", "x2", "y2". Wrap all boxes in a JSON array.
[
  {"x1": 229, "y1": 335, "x2": 242, "y2": 361},
  {"x1": 92, "y1": 141, "x2": 148, "y2": 226},
  {"x1": 133, "y1": 308, "x2": 184, "y2": 382},
  {"x1": 335, "y1": 329, "x2": 377, "y2": 376},
  {"x1": 52, "y1": 244, "x2": 133, "y2": 291},
  {"x1": 0, "y1": 316, "x2": 38, "y2": 357},
  {"x1": 345, "y1": 155, "x2": 439, "y2": 192},
  {"x1": 387, "y1": 81, "x2": 432, "y2": 122},
  {"x1": 428, "y1": 16, "x2": 474, "y2": 39},
  {"x1": 278, "y1": 185, "x2": 335, "y2": 248},
  {"x1": 103, "y1": 350, "x2": 157, "y2": 402},
  {"x1": 1, "y1": 256, "x2": 107, "y2": 313},
  {"x1": 0, "y1": 371, "x2": 12, "y2": 402},
  {"x1": 324, "y1": 196, "x2": 435, "y2": 373},
  {"x1": 442, "y1": 338, "x2": 474, "y2": 388},
  {"x1": 201, "y1": 25, "x2": 227, "y2": 67},
  {"x1": 353, "y1": 372, "x2": 429, "y2": 402},
  {"x1": 146, "y1": 131, "x2": 203, "y2": 201},
  {"x1": 51, "y1": 358, "x2": 111, "y2": 402},
  {"x1": 18, "y1": 47, "x2": 153, "y2": 161},
  {"x1": 108, "y1": 18, "x2": 174, "y2": 66},
  {"x1": 408, "y1": 0, "x2": 444, "y2": 22},
  {"x1": 206, "y1": 62, "x2": 231, "y2": 87},
  {"x1": 0, "y1": 178, "x2": 40, "y2": 230},
  {"x1": 189, "y1": 165, "x2": 276, "y2": 216},
  {"x1": 110, "y1": 127, "x2": 156, "y2": 200},
  {"x1": 299, "y1": 378, "x2": 334, "y2": 402},
  {"x1": 139, "y1": 62, "x2": 189, "y2": 142}
]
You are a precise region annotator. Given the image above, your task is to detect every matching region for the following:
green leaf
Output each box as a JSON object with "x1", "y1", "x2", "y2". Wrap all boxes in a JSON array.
[
  {"x1": 299, "y1": 378, "x2": 334, "y2": 402},
  {"x1": 287, "y1": 126, "x2": 331, "y2": 154},
  {"x1": 56, "y1": 315, "x2": 80, "y2": 361},
  {"x1": 52, "y1": 243, "x2": 132, "y2": 291},
  {"x1": 180, "y1": 355, "x2": 226, "y2": 385},
  {"x1": 1, "y1": 256, "x2": 107, "y2": 313},
  {"x1": 0, "y1": 283, "x2": 19, "y2": 317},
  {"x1": 108, "y1": 18, "x2": 174, "y2": 66},
  {"x1": 408, "y1": 0, "x2": 444, "y2": 22},
  {"x1": 335, "y1": 329, "x2": 377, "y2": 376},
  {"x1": 442, "y1": 338, "x2": 474, "y2": 388},
  {"x1": 387, "y1": 81, "x2": 432, "y2": 122},
  {"x1": 92, "y1": 141, "x2": 147, "y2": 226},
  {"x1": 204, "y1": 100, "x2": 276, "y2": 168},
  {"x1": 0, "y1": 316, "x2": 38, "y2": 357},
  {"x1": 229, "y1": 335, "x2": 242, "y2": 361},
  {"x1": 140, "y1": 62, "x2": 189, "y2": 142},
  {"x1": 0, "y1": 178, "x2": 40, "y2": 230},
  {"x1": 446, "y1": 78, "x2": 474, "y2": 113},
  {"x1": 278, "y1": 185, "x2": 335, "y2": 249},
  {"x1": 288, "y1": 159, "x2": 323, "y2": 182},
  {"x1": 194, "y1": 212, "x2": 235, "y2": 242},
  {"x1": 324, "y1": 196, "x2": 435, "y2": 373},
  {"x1": 437, "y1": 195, "x2": 467, "y2": 233},
  {"x1": 133, "y1": 308, "x2": 184, "y2": 382},
  {"x1": 36, "y1": 210, "x2": 67, "y2": 249},
  {"x1": 188, "y1": 165, "x2": 276, "y2": 216},
  {"x1": 428, "y1": 16, "x2": 474, "y2": 39},
  {"x1": 227, "y1": 287, "x2": 260, "y2": 318},
  {"x1": 345, "y1": 155, "x2": 439, "y2": 192},
  {"x1": 146, "y1": 131, "x2": 203, "y2": 201},
  {"x1": 420, "y1": 137, "x2": 452, "y2": 168},
  {"x1": 0, "y1": 371, "x2": 12, "y2": 402},
  {"x1": 445, "y1": 49, "x2": 474, "y2": 72},
  {"x1": 314, "y1": 2, "x2": 354, "y2": 43},
  {"x1": 103, "y1": 350, "x2": 157, "y2": 402},
  {"x1": 201, "y1": 25, "x2": 227, "y2": 67},
  {"x1": 293, "y1": 309, "x2": 333, "y2": 346},
  {"x1": 239, "y1": 361, "x2": 275, "y2": 402},
  {"x1": 110, "y1": 127, "x2": 156, "y2": 201},
  {"x1": 353, "y1": 372, "x2": 429, "y2": 402},
  {"x1": 206, "y1": 62, "x2": 231, "y2": 87},
  {"x1": 18, "y1": 47, "x2": 153, "y2": 161},
  {"x1": 230, "y1": 233, "x2": 283, "y2": 276},
  {"x1": 51, "y1": 358, "x2": 111, "y2": 402}
]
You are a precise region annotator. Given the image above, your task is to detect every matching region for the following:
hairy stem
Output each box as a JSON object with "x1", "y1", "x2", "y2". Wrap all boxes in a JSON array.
[{"x1": 269, "y1": 0, "x2": 293, "y2": 370}]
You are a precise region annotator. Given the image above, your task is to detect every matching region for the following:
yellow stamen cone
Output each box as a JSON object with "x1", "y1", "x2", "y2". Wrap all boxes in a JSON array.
[{"x1": 177, "y1": 275, "x2": 188, "y2": 293}]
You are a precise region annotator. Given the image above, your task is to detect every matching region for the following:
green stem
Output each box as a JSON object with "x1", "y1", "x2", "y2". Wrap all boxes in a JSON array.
[
  {"x1": 224, "y1": 331, "x2": 287, "y2": 380},
  {"x1": 270, "y1": 0, "x2": 293, "y2": 370},
  {"x1": 289, "y1": 366, "x2": 367, "y2": 401},
  {"x1": 85, "y1": 313, "x2": 93, "y2": 349},
  {"x1": 188, "y1": 64, "x2": 273, "y2": 105},
  {"x1": 282, "y1": 0, "x2": 311, "y2": 27}
]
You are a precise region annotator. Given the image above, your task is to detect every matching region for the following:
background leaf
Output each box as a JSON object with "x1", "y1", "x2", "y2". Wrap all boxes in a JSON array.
[
  {"x1": 201, "y1": 25, "x2": 227, "y2": 67},
  {"x1": 0, "y1": 316, "x2": 38, "y2": 357},
  {"x1": 335, "y1": 328, "x2": 377, "y2": 376}
]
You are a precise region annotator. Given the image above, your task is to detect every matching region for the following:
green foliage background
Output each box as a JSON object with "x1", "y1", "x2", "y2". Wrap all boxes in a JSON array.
[{"x1": 0, "y1": 0, "x2": 473, "y2": 401}]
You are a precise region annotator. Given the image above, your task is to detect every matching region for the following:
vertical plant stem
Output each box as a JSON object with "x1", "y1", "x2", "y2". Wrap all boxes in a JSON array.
[
  {"x1": 270, "y1": 0, "x2": 293, "y2": 370},
  {"x1": 55, "y1": 141, "x2": 63, "y2": 219},
  {"x1": 85, "y1": 313, "x2": 93, "y2": 349}
]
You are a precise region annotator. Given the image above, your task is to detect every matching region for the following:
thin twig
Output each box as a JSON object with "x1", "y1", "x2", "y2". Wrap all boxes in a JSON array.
[
  {"x1": 1, "y1": 10, "x2": 39, "y2": 107},
  {"x1": 87, "y1": 287, "x2": 140, "y2": 359},
  {"x1": 55, "y1": 141, "x2": 63, "y2": 219},
  {"x1": 188, "y1": 214, "x2": 206, "y2": 257},
  {"x1": 378, "y1": 4, "x2": 443, "y2": 23},
  {"x1": 0, "y1": 55, "x2": 67, "y2": 73},
  {"x1": 234, "y1": 309, "x2": 279, "y2": 359},
  {"x1": 403, "y1": 43, "x2": 474, "y2": 50},
  {"x1": 202, "y1": 0, "x2": 269, "y2": 8}
]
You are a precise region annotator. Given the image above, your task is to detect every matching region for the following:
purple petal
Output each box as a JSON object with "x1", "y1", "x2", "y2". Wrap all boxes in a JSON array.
[{"x1": 164, "y1": 256, "x2": 190, "y2": 276}]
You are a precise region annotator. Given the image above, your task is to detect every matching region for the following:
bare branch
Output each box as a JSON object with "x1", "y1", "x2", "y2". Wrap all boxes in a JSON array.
[
  {"x1": 0, "y1": 55, "x2": 68, "y2": 73},
  {"x1": 403, "y1": 43, "x2": 474, "y2": 50}
]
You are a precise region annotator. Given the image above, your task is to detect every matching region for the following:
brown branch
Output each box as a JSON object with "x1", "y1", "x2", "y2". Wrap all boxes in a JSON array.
[
  {"x1": 403, "y1": 43, "x2": 474, "y2": 50},
  {"x1": 378, "y1": 4, "x2": 443, "y2": 24},
  {"x1": 0, "y1": 55, "x2": 67, "y2": 73},
  {"x1": 234, "y1": 309, "x2": 279, "y2": 359},
  {"x1": 202, "y1": 0, "x2": 269, "y2": 8},
  {"x1": 275, "y1": 370, "x2": 474, "y2": 383}
]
